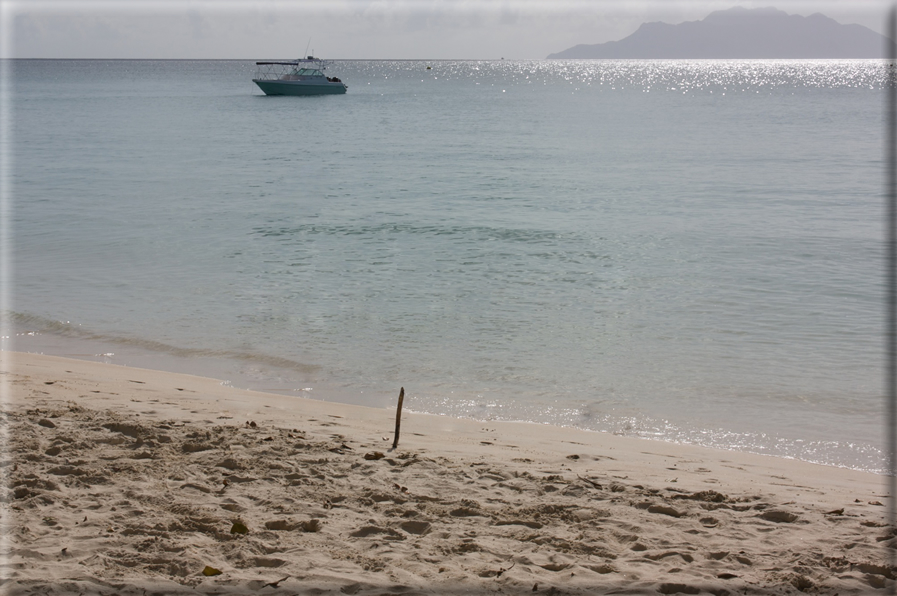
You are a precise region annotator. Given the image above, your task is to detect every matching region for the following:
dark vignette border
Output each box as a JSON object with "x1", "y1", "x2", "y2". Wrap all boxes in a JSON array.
[{"x1": 887, "y1": 7, "x2": 896, "y2": 596}]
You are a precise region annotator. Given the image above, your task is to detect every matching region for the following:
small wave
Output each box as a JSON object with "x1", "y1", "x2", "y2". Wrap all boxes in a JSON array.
[
  {"x1": 409, "y1": 393, "x2": 886, "y2": 474},
  {"x1": 7, "y1": 311, "x2": 320, "y2": 375},
  {"x1": 251, "y1": 221, "x2": 565, "y2": 245}
]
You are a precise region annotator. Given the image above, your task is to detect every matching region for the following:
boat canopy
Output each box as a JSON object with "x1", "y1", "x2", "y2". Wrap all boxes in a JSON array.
[{"x1": 255, "y1": 56, "x2": 327, "y2": 66}]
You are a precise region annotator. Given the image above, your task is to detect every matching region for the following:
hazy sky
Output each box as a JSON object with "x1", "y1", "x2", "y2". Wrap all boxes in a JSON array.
[{"x1": 2, "y1": 0, "x2": 892, "y2": 60}]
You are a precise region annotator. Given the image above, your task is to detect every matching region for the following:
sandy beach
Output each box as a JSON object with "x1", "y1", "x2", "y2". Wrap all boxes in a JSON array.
[{"x1": 2, "y1": 351, "x2": 893, "y2": 594}]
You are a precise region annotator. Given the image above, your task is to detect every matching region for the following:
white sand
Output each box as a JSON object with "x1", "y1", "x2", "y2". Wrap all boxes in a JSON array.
[{"x1": 2, "y1": 352, "x2": 893, "y2": 594}]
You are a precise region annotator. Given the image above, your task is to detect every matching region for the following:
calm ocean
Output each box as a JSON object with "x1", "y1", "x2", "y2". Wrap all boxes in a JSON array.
[{"x1": 8, "y1": 59, "x2": 886, "y2": 471}]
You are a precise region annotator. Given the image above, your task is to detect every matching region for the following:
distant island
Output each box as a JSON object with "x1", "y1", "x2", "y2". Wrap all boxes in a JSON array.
[{"x1": 547, "y1": 6, "x2": 895, "y2": 59}]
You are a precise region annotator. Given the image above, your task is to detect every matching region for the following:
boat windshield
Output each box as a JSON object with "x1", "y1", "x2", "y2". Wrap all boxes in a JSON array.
[{"x1": 290, "y1": 68, "x2": 324, "y2": 77}]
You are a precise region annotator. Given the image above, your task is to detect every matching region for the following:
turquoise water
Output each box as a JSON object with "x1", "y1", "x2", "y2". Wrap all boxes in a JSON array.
[{"x1": 8, "y1": 59, "x2": 886, "y2": 471}]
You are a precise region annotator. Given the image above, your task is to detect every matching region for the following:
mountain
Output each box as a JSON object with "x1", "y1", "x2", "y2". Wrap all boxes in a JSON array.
[{"x1": 547, "y1": 6, "x2": 895, "y2": 59}]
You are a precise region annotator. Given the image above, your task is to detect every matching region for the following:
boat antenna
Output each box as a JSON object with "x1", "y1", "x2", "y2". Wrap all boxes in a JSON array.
[{"x1": 304, "y1": 39, "x2": 311, "y2": 59}]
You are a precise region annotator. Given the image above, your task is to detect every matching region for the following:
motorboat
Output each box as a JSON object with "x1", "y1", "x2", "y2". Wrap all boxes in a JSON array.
[{"x1": 252, "y1": 57, "x2": 347, "y2": 96}]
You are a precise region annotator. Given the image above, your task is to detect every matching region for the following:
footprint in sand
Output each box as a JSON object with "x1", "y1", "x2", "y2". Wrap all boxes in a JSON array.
[
  {"x1": 657, "y1": 583, "x2": 700, "y2": 595},
  {"x1": 758, "y1": 510, "x2": 799, "y2": 523},
  {"x1": 350, "y1": 526, "x2": 404, "y2": 540},
  {"x1": 400, "y1": 520, "x2": 431, "y2": 535}
]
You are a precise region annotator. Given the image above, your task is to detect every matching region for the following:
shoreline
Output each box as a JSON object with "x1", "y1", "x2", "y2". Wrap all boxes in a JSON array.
[
  {"x1": 9, "y1": 327, "x2": 885, "y2": 473},
  {"x1": 4, "y1": 352, "x2": 894, "y2": 594}
]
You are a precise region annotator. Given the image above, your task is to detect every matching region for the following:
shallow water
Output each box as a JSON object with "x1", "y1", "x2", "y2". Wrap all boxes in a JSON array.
[{"x1": 8, "y1": 59, "x2": 886, "y2": 471}]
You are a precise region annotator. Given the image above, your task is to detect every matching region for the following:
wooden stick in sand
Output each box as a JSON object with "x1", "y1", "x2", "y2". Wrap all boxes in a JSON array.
[{"x1": 392, "y1": 387, "x2": 405, "y2": 449}]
